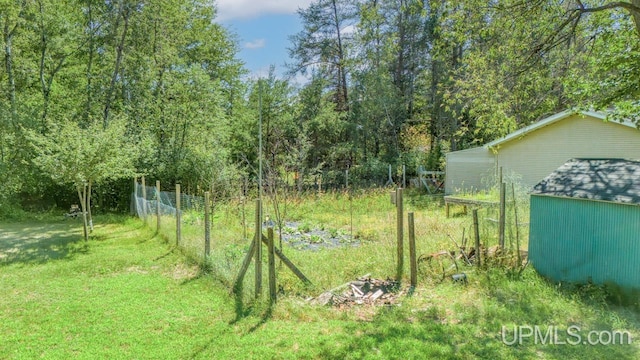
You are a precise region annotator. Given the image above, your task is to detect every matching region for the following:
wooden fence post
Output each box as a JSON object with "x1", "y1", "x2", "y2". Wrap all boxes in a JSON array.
[
  {"x1": 268, "y1": 227, "x2": 276, "y2": 304},
  {"x1": 204, "y1": 191, "x2": 211, "y2": 258},
  {"x1": 254, "y1": 199, "x2": 262, "y2": 298},
  {"x1": 132, "y1": 177, "x2": 137, "y2": 215},
  {"x1": 473, "y1": 209, "x2": 481, "y2": 268},
  {"x1": 141, "y1": 176, "x2": 147, "y2": 224},
  {"x1": 345, "y1": 169, "x2": 348, "y2": 188},
  {"x1": 408, "y1": 212, "x2": 416, "y2": 288},
  {"x1": 396, "y1": 188, "x2": 404, "y2": 281},
  {"x1": 499, "y1": 182, "x2": 506, "y2": 250},
  {"x1": 156, "y1": 180, "x2": 161, "y2": 231},
  {"x1": 176, "y1": 183, "x2": 181, "y2": 246},
  {"x1": 402, "y1": 164, "x2": 406, "y2": 189}
]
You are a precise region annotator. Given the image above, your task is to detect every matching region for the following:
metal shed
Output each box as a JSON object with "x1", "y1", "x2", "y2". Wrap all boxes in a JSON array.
[{"x1": 528, "y1": 158, "x2": 640, "y2": 292}]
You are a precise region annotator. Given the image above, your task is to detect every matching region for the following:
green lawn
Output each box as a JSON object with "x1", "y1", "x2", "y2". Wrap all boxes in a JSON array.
[{"x1": 1, "y1": 205, "x2": 639, "y2": 359}]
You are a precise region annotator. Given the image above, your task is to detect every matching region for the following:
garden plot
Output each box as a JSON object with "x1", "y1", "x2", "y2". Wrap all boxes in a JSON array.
[{"x1": 271, "y1": 221, "x2": 359, "y2": 251}]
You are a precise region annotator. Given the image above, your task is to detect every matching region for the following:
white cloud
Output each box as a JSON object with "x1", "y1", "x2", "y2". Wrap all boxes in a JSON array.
[
  {"x1": 244, "y1": 38, "x2": 266, "y2": 49},
  {"x1": 215, "y1": 0, "x2": 314, "y2": 21},
  {"x1": 341, "y1": 24, "x2": 356, "y2": 35},
  {"x1": 289, "y1": 72, "x2": 311, "y2": 86}
]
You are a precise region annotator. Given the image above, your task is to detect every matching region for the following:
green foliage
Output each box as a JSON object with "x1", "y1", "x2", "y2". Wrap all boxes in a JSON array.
[
  {"x1": 0, "y1": 0, "x2": 243, "y2": 210},
  {"x1": 349, "y1": 158, "x2": 389, "y2": 187},
  {"x1": 27, "y1": 117, "x2": 137, "y2": 188},
  {"x1": 0, "y1": 203, "x2": 28, "y2": 221},
  {"x1": 566, "y1": 10, "x2": 640, "y2": 125},
  {"x1": 2, "y1": 0, "x2": 640, "y2": 211}
]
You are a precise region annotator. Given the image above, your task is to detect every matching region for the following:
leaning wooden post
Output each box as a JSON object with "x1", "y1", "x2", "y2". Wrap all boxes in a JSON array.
[
  {"x1": 141, "y1": 176, "x2": 147, "y2": 224},
  {"x1": 396, "y1": 188, "x2": 404, "y2": 281},
  {"x1": 204, "y1": 191, "x2": 211, "y2": 258},
  {"x1": 267, "y1": 227, "x2": 276, "y2": 304},
  {"x1": 254, "y1": 199, "x2": 262, "y2": 298},
  {"x1": 408, "y1": 212, "x2": 417, "y2": 288},
  {"x1": 498, "y1": 182, "x2": 506, "y2": 250},
  {"x1": 233, "y1": 240, "x2": 257, "y2": 293},
  {"x1": 473, "y1": 209, "x2": 481, "y2": 268},
  {"x1": 261, "y1": 234, "x2": 311, "y2": 285},
  {"x1": 156, "y1": 180, "x2": 161, "y2": 231},
  {"x1": 176, "y1": 183, "x2": 181, "y2": 246}
]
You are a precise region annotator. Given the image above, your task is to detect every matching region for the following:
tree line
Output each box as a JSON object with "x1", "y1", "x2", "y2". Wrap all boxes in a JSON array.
[{"x1": 0, "y1": 0, "x2": 638, "y2": 216}]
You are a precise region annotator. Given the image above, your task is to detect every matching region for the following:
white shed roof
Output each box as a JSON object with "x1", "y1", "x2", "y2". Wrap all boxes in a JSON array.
[{"x1": 485, "y1": 110, "x2": 636, "y2": 148}]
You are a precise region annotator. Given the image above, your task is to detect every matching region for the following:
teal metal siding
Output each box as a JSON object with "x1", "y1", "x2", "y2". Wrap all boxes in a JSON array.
[{"x1": 529, "y1": 195, "x2": 640, "y2": 290}]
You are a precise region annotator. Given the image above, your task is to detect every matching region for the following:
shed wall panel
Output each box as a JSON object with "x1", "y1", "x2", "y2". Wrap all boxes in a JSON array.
[
  {"x1": 445, "y1": 147, "x2": 495, "y2": 194},
  {"x1": 529, "y1": 195, "x2": 640, "y2": 290},
  {"x1": 496, "y1": 115, "x2": 640, "y2": 189}
]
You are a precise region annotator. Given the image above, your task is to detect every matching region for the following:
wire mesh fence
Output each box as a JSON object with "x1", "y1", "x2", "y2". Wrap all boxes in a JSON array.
[
  {"x1": 131, "y1": 178, "x2": 259, "y2": 300},
  {"x1": 131, "y1": 176, "x2": 530, "y2": 298},
  {"x1": 133, "y1": 180, "x2": 209, "y2": 262}
]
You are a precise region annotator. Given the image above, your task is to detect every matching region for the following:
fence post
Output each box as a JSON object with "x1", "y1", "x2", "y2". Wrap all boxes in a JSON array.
[
  {"x1": 176, "y1": 183, "x2": 181, "y2": 246},
  {"x1": 254, "y1": 199, "x2": 262, "y2": 298},
  {"x1": 473, "y1": 209, "x2": 481, "y2": 268},
  {"x1": 403, "y1": 165, "x2": 406, "y2": 189},
  {"x1": 396, "y1": 188, "x2": 404, "y2": 281},
  {"x1": 408, "y1": 212, "x2": 416, "y2": 288},
  {"x1": 268, "y1": 227, "x2": 276, "y2": 304},
  {"x1": 499, "y1": 182, "x2": 506, "y2": 250},
  {"x1": 132, "y1": 177, "x2": 137, "y2": 215},
  {"x1": 141, "y1": 176, "x2": 147, "y2": 224},
  {"x1": 204, "y1": 191, "x2": 211, "y2": 258},
  {"x1": 156, "y1": 180, "x2": 161, "y2": 231}
]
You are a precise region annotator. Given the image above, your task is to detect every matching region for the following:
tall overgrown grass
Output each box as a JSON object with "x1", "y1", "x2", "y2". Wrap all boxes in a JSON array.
[{"x1": 139, "y1": 186, "x2": 534, "y2": 298}]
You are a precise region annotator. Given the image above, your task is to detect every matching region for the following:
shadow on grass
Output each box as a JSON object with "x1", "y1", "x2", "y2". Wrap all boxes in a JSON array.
[
  {"x1": 153, "y1": 246, "x2": 178, "y2": 261},
  {"x1": 0, "y1": 222, "x2": 86, "y2": 266},
  {"x1": 180, "y1": 267, "x2": 207, "y2": 285},
  {"x1": 316, "y1": 271, "x2": 640, "y2": 359},
  {"x1": 229, "y1": 283, "x2": 252, "y2": 325}
]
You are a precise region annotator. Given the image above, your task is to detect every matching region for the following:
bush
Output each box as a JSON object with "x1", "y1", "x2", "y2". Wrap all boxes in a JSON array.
[
  {"x1": 0, "y1": 202, "x2": 28, "y2": 221},
  {"x1": 349, "y1": 158, "x2": 389, "y2": 187}
]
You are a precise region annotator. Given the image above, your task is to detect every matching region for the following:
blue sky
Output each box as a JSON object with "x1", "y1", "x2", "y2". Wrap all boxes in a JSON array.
[{"x1": 215, "y1": 0, "x2": 315, "y2": 81}]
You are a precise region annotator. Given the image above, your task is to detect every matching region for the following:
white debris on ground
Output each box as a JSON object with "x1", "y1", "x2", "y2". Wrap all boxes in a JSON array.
[{"x1": 309, "y1": 275, "x2": 403, "y2": 307}]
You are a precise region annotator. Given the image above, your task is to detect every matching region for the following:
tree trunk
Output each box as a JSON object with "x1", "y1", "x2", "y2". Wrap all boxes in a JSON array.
[
  {"x1": 84, "y1": 0, "x2": 95, "y2": 124},
  {"x1": 37, "y1": 0, "x2": 67, "y2": 129},
  {"x1": 88, "y1": 180, "x2": 94, "y2": 232},
  {"x1": 633, "y1": 0, "x2": 640, "y2": 35},
  {"x1": 103, "y1": 1, "x2": 131, "y2": 128},
  {"x1": 4, "y1": 22, "x2": 18, "y2": 129},
  {"x1": 77, "y1": 184, "x2": 89, "y2": 242},
  {"x1": 331, "y1": 0, "x2": 348, "y2": 112}
]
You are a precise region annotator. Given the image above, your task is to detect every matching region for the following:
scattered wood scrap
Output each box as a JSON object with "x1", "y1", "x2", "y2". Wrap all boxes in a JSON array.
[{"x1": 309, "y1": 275, "x2": 402, "y2": 307}]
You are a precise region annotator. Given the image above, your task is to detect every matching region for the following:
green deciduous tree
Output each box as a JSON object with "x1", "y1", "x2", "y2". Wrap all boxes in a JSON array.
[{"x1": 28, "y1": 117, "x2": 137, "y2": 240}]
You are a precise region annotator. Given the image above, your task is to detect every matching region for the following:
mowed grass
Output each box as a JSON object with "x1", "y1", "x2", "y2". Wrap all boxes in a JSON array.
[{"x1": 1, "y1": 192, "x2": 640, "y2": 359}]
